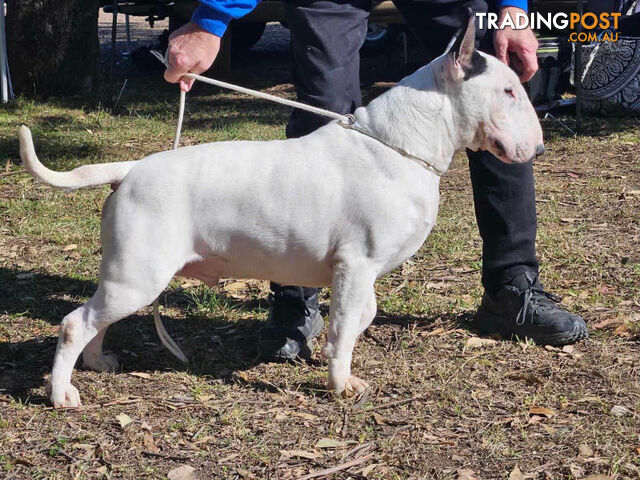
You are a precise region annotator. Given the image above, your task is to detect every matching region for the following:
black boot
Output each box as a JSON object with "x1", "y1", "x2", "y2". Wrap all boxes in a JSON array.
[
  {"x1": 258, "y1": 286, "x2": 324, "y2": 361},
  {"x1": 475, "y1": 272, "x2": 588, "y2": 346}
]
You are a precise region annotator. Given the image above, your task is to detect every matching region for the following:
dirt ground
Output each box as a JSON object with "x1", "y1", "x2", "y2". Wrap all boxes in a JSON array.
[{"x1": 0, "y1": 11, "x2": 639, "y2": 480}]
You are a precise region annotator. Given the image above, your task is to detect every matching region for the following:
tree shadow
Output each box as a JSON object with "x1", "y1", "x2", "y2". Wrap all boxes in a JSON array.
[{"x1": 0, "y1": 264, "x2": 479, "y2": 405}]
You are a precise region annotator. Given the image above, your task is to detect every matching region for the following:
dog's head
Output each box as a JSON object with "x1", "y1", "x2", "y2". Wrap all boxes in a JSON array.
[{"x1": 436, "y1": 12, "x2": 544, "y2": 163}]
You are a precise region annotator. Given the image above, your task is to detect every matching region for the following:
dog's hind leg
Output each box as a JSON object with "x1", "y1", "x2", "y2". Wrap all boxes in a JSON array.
[
  {"x1": 82, "y1": 327, "x2": 120, "y2": 373},
  {"x1": 48, "y1": 269, "x2": 174, "y2": 408},
  {"x1": 324, "y1": 260, "x2": 377, "y2": 398}
]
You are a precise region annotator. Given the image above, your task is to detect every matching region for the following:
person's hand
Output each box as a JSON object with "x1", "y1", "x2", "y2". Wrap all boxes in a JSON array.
[
  {"x1": 493, "y1": 7, "x2": 539, "y2": 82},
  {"x1": 164, "y1": 22, "x2": 221, "y2": 91}
]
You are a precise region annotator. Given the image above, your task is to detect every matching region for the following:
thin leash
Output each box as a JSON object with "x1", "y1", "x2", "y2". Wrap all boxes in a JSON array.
[{"x1": 150, "y1": 50, "x2": 445, "y2": 176}]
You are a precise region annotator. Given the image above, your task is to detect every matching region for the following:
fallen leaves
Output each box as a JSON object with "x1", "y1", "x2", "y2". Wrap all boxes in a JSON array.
[
  {"x1": 168, "y1": 465, "x2": 196, "y2": 480},
  {"x1": 315, "y1": 438, "x2": 349, "y2": 449},
  {"x1": 142, "y1": 432, "x2": 159, "y2": 454},
  {"x1": 609, "y1": 405, "x2": 633, "y2": 418},
  {"x1": 115, "y1": 413, "x2": 133, "y2": 429},
  {"x1": 508, "y1": 464, "x2": 524, "y2": 480},
  {"x1": 280, "y1": 450, "x2": 320, "y2": 460},
  {"x1": 578, "y1": 443, "x2": 594, "y2": 457},
  {"x1": 528, "y1": 406, "x2": 556, "y2": 417},
  {"x1": 371, "y1": 412, "x2": 387, "y2": 425},
  {"x1": 456, "y1": 468, "x2": 480, "y2": 480},
  {"x1": 464, "y1": 337, "x2": 498, "y2": 351}
]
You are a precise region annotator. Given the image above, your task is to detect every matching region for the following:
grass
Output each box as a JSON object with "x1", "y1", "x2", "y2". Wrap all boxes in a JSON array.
[{"x1": 1, "y1": 45, "x2": 640, "y2": 479}]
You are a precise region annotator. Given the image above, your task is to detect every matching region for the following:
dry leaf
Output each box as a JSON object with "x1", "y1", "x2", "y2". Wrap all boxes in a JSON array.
[
  {"x1": 578, "y1": 443, "x2": 594, "y2": 457},
  {"x1": 569, "y1": 463, "x2": 584, "y2": 478},
  {"x1": 62, "y1": 244, "x2": 77, "y2": 252},
  {"x1": 542, "y1": 424, "x2": 557, "y2": 435},
  {"x1": 315, "y1": 438, "x2": 348, "y2": 449},
  {"x1": 509, "y1": 464, "x2": 524, "y2": 480},
  {"x1": 143, "y1": 432, "x2": 159, "y2": 453},
  {"x1": 610, "y1": 405, "x2": 632, "y2": 417},
  {"x1": 613, "y1": 324, "x2": 631, "y2": 337},
  {"x1": 291, "y1": 411, "x2": 318, "y2": 421},
  {"x1": 168, "y1": 465, "x2": 196, "y2": 480},
  {"x1": 456, "y1": 468, "x2": 480, "y2": 480},
  {"x1": 223, "y1": 281, "x2": 247, "y2": 298},
  {"x1": 361, "y1": 463, "x2": 379, "y2": 477},
  {"x1": 372, "y1": 412, "x2": 387, "y2": 425},
  {"x1": 280, "y1": 449, "x2": 320, "y2": 460},
  {"x1": 581, "y1": 476, "x2": 613, "y2": 480},
  {"x1": 464, "y1": 337, "x2": 497, "y2": 350},
  {"x1": 528, "y1": 406, "x2": 555, "y2": 417},
  {"x1": 116, "y1": 413, "x2": 132, "y2": 429},
  {"x1": 180, "y1": 279, "x2": 201, "y2": 289},
  {"x1": 128, "y1": 372, "x2": 152, "y2": 379},
  {"x1": 527, "y1": 415, "x2": 544, "y2": 425}
]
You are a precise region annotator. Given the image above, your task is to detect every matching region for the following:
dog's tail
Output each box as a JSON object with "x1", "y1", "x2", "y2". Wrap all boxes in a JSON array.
[{"x1": 19, "y1": 125, "x2": 137, "y2": 190}]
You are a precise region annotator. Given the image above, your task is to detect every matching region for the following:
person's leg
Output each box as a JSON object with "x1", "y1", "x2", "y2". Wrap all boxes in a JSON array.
[
  {"x1": 260, "y1": 0, "x2": 370, "y2": 360},
  {"x1": 286, "y1": 0, "x2": 370, "y2": 138},
  {"x1": 392, "y1": 0, "x2": 587, "y2": 345},
  {"x1": 467, "y1": 152, "x2": 538, "y2": 292}
]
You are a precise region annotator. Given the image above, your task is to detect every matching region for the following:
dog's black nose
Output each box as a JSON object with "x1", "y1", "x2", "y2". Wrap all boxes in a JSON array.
[{"x1": 535, "y1": 144, "x2": 545, "y2": 157}]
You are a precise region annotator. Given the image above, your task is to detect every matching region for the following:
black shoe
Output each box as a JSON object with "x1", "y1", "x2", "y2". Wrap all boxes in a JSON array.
[
  {"x1": 258, "y1": 288, "x2": 324, "y2": 361},
  {"x1": 475, "y1": 272, "x2": 588, "y2": 346}
]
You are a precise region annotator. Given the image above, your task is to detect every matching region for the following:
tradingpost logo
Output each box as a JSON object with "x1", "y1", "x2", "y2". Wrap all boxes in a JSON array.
[{"x1": 476, "y1": 12, "x2": 621, "y2": 42}]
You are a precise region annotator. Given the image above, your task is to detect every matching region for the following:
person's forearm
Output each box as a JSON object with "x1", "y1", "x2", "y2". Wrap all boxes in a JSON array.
[{"x1": 192, "y1": 0, "x2": 262, "y2": 37}]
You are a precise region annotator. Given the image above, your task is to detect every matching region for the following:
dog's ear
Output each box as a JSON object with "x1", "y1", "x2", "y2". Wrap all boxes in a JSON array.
[{"x1": 446, "y1": 9, "x2": 486, "y2": 81}]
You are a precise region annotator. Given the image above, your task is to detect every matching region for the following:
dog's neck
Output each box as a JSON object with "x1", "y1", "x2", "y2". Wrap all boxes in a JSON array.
[{"x1": 352, "y1": 57, "x2": 476, "y2": 175}]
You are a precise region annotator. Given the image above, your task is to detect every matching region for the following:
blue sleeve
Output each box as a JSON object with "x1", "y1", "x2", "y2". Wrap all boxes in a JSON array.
[
  {"x1": 191, "y1": 0, "x2": 261, "y2": 37},
  {"x1": 496, "y1": 0, "x2": 528, "y2": 11}
]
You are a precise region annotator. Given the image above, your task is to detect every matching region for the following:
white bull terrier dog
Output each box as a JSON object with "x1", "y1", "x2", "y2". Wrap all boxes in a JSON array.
[{"x1": 19, "y1": 16, "x2": 543, "y2": 408}]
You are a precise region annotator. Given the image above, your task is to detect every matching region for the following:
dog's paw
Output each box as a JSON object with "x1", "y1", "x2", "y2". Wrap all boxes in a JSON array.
[
  {"x1": 46, "y1": 382, "x2": 82, "y2": 408},
  {"x1": 83, "y1": 353, "x2": 120, "y2": 373},
  {"x1": 341, "y1": 376, "x2": 369, "y2": 398}
]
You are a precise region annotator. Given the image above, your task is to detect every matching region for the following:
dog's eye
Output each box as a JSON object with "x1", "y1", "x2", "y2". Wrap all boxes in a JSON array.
[{"x1": 505, "y1": 87, "x2": 516, "y2": 99}]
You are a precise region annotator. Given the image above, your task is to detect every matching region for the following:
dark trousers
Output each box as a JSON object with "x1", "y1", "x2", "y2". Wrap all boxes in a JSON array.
[{"x1": 274, "y1": 0, "x2": 539, "y2": 298}]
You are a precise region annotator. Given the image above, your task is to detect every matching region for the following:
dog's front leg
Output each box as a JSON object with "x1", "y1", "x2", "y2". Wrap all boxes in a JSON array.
[{"x1": 324, "y1": 260, "x2": 377, "y2": 397}]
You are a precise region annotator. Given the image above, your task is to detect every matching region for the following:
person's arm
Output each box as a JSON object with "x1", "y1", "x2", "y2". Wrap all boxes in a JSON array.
[
  {"x1": 165, "y1": 0, "x2": 261, "y2": 91},
  {"x1": 492, "y1": 2, "x2": 539, "y2": 82},
  {"x1": 192, "y1": 0, "x2": 261, "y2": 37}
]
